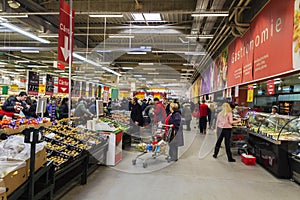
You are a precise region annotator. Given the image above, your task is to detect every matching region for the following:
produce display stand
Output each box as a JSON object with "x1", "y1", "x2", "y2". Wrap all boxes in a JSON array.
[{"x1": 8, "y1": 161, "x2": 54, "y2": 200}]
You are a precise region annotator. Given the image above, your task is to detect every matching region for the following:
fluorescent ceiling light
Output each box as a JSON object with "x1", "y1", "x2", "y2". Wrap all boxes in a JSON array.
[
  {"x1": 122, "y1": 67, "x2": 133, "y2": 70},
  {"x1": 143, "y1": 13, "x2": 162, "y2": 21},
  {"x1": 38, "y1": 34, "x2": 58, "y2": 38},
  {"x1": 15, "y1": 69, "x2": 26, "y2": 72},
  {"x1": 0, "y1": 22, "x2": 50, "y2": 44},
  {"x1": 133, "y1": 75, "x2": 142, "y2": 77},
  {"x1": 109, "y1": 35, "x2": 134, "y2": 39},
  {"x1": 127, "y1": 52, "x2": 146, "y2": 55},
  {"x1": 139, "y1": 78, "x2": 146, "y2": 80},
  {"x1": 0, "y1": 14, "x2": 28, "y2": 18},
  {"x1": 183, "y1": 63, "x2": 193, "y2": 66},
  {"x1": 142, "y1": 68, "x2": 156, "y2": 71},
  {"x1": 191, "y1": 12, "x2": 229, "y2": 17},
  {"x1": 184, "y1": 52, "x2": 206, "y2": 56},
  {"x1": 138, "y1": 63, "x2": 154, "y2": 66},
  {"x1": 131, "y1": 13, "x2": 162, "y2": 21},
  {"x1": 147, "y1": 72, "x2": 159, "y2": 75},
  {"x1": 27, "y1": 65, "x2": 49, "y2": 68},
  {"x1": 53, "y1": 70, "x2": 63, "y2": 72},
  {"x1": 182, "y1": 69, "x2": 194, "y2": 72},
  {"x1": 21, "y1": 50, "x2": 39, "y2": 53},
  {"x1": 0, "y1": 65, "x2": 5, "y2": 68},
  {"x1": 89, "y1": 14, "x2": 123, "y2": 18},
  {"x1": 186, "y1": 35, "x2": 214, "y2": 39},
  {"x1": 16, "y1": 60, "x2": 30, "y2": 63},
  {"x1": 60, "y1": 72, "x2": 69, "y2": 75}
]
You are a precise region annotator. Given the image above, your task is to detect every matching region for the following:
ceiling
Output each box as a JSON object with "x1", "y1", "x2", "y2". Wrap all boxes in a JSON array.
[{"x1": 0, "y1": 0, "x2": 270, "y2": 95}]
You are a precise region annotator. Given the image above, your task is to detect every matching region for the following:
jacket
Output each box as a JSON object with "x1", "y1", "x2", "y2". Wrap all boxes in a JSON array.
[
  {"x1": 168, "y1": 111, "x2": 184, "y2": 146},
  {"x1": 130, "y1": 103, "x2": 144, "y2": 126},
  {"x1": 2, "y1": 96, "x2": 26, "y2": 113},
  {"x1": 58, "y1": 103, "x2": 69, "y2": 119},
  {"x1": 199, "y1": 103, "x2": 208, "y2": 117},
  {"x1": 74, "y1": 101, "x2": 92, "y2": 117},
  {"x1": 154, "y1": 102, "x2": 166, "y2": 123},
  {"x1": 182, "y1": 105, "x2": 192, "y2": 121}
]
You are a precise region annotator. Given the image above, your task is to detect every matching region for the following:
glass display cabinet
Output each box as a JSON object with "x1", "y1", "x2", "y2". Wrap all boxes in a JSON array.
[{"x1": 246, "y1": 112, "x2": 300, "y2": 178}]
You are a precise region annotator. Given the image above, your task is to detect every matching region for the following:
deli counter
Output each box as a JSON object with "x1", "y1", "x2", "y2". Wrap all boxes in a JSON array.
[{"x1": 247, "y1": 112, "x2": 300, "y2": 178}]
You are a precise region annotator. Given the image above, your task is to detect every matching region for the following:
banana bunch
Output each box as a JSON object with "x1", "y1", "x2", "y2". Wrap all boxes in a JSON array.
[{"x1": 136, "y1": 143, "x2": 147, "y2": 152}]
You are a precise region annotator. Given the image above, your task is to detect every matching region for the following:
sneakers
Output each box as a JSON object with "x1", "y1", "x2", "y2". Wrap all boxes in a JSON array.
[{"x1": 228, "y1": 158, "x2": 236, "y2": 162}]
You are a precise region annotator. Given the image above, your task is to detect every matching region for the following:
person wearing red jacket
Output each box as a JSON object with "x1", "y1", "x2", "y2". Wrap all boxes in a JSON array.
[
  {"x1": 199, "y1": 99, "x2": 209, "y2": 134},
  {"x1": 153, "y1": 98, "x2": 166, "y2": 123}
]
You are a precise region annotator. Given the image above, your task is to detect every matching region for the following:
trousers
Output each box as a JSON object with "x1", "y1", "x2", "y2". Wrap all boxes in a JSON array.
[
  {"x1": 199, "y1": 116, "x2": 207, "y2": 133},
  {"x1": 214, "y1": 128, "x2": 233, "y2": 160}
]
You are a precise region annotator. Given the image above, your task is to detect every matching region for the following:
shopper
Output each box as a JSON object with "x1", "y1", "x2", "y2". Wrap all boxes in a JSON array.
[
  {"x1": 182, "y1": 104, "x2": 192, "y2": 131},
  {"x1": 199, "y1": 99, "x2": 209, "y2": 134},
  {"x1": 107, "y1": 98, "x2": 112, "y2": 116},
  {"x1": 74, "y1": 100, "x2": 94, "y2": 125},
  {"x1": 153, "y1": 98, "x2": 167, "y2": 123},
  {"x1": 213, "y1": 102, "x2": 240, "y2": 162},
  {"x1": 271, "y1": 105, "x2": 278, "y2": 115},
  {"x1": 1, "y1": 91, "x2": 27, "y2": 118},
  {"x1": 23, "y1": 97, "x2": 37, "y2": 118},
  {"x1": 130, "y1": 97, "x2": 144, "y2": 136},
  {"x1": 58, "y1": 97, "x2": 69, "y2": 120},
  {"x1": 141, "y1": 99, "x2": 148, "y2": 111},
  {"x1": 167, "y1": 102, "x2": 184, "y2": 162}
]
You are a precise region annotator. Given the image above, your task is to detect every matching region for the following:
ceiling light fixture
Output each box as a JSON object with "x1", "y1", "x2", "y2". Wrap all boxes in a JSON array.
[
  {"x1": 21, "y1": 50, "x2": 40, "y2": 53},
  {"x1": 122, "y1": 67, "x2": 134, "y2": 70},
  {"x1": 38, "y1": 34, "x2": 58, "y2": 38},
  {"x1": 109, "y1": 35, "x2": 134, "y2": 39},
  {"x1": 0, "y1": 14, "x2": 28, "y2": 18},
  {"x1": 0, "y1": 22, "x2": 50, "y2": 43},
  {"x1": 184, "y1": 52, "x2": 206, "y2": 56},
  {"x1": 127, "y1": 52, "x2": 147, "y2": 55},
  {"x1": 73, "y1": 52, "x2": 121, "y2": 76},
  {"x1": 89, "y1": 14, "x2": 123, "y2": 18},
  {"x1": 186, "y1": 35, "x2": 214, "y2": 39},
  {"x1": 138, "y1": 63, "x2": 154, "y2": 66},
  {"x1": 191, "y1": 11, "x2": 229, "y2": 17}
]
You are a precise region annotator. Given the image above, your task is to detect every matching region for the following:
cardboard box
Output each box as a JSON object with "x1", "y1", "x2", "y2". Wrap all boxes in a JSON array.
[
  {"x1": 2, "y1": 163, "x2": 27, "y2": 196},
  {"x1": 0, "y1": 180, "x2": 7, "y2": 200},
  {"x1": 26, "y1": 148, "x2": 47, "y2": 175}
]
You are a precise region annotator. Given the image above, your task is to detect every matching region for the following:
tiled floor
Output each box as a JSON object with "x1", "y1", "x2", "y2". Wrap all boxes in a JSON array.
[{"x1": 60, "y1": 124, "x2": 300, "y2": 200}]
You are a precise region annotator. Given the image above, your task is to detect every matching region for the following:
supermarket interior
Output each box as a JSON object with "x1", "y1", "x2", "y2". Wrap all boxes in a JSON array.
[{"x1": 0, "y1": 0, "x2": 300, "y2": 199}]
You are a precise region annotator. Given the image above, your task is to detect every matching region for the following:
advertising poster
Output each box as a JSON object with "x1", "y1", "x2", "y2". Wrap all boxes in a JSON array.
[
  {"x1": 211, "y1": 50, "x2": 228, "y2": 92},
  {"x1": 27, "y1": 71, "x2": 39, "y2": 95},
  {"x1": 247, "y1": 85, "x2": 254, "y2": 102},
  {"x1": 293, "y1": 0, "x2": 300, "y2": 69},
  {"x1": 228, "y1": 0, "x2": 293, "y2": 86},
  {"x1": 201, "y1": 67, "x2": 211, "y2": 94}
]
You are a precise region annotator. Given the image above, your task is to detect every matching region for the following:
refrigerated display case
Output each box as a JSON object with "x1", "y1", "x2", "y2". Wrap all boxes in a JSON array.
[{"x1": 247, "y1": 112, "x2": 300, "y2": 178}]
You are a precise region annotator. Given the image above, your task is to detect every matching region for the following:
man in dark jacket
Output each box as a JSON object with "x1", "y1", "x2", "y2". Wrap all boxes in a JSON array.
[
  {"x1": 1, "y1": 91, "x2": 28, "y2": 118},
  {"x1": 130, "y1": 97, "x2": 144, "y2": 136}
]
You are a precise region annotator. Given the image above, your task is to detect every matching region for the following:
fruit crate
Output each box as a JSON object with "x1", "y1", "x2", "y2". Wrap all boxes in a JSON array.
[
  {"x1": 60, "y1": 145, "x2": 83, "y2": 159},
  {"x1": 46, "y1": 139, "x2": 68, "y2": 152},
  {"x1": 47, "y1": 150, "x2": 71, "y2": 171}
]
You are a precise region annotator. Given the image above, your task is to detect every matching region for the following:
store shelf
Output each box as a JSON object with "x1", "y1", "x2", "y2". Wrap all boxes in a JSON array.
[{"x1": 249, "y1": 131, "x2": 281, "y2": 145}]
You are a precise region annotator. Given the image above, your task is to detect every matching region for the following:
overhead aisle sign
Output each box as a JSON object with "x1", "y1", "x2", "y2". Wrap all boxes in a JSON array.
[
  {"x1": 58, "y1": 0, "x2": 75, "y2": 65},
  {"x1": 58, "y1": 77, "x2": 69, "y2": 93}
]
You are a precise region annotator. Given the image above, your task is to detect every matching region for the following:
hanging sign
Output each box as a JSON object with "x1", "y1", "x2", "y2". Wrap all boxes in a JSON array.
[
  {"x1": 58, "y1": 0, "x2": 75, "y2": 64},
  {"x1": 39, "y1": 84, "x2": 45, "y2": 93},
  {"x1": 53, "y1": 61, "x2": 65, "y2": 70},
  {"x1": 81, "y1": 82, "x2": 86, "y2": 97},
  {"x1": 235, "y1": 85, "x2": 239, "y2": 97},
  {"x1": 267, "y1": 80, "x2": 275, "y2": 95},
  {"x1": 58, "y1": 77, "x2": 69, "y2": 93},
  {"x1": 45, "y1": 74, "x2": 54, "y2": 95},
  {"x1": 27, "y1": 71, "x2": 39, "y2": 95},
  {"x1": 247, "y1": 85, "x2": 254, "y2": 102}
]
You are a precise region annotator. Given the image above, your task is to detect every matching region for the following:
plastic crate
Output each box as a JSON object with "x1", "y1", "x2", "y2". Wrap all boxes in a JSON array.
[{"x1": 241, "y1": 154, "x2": 256, "y2": 165}]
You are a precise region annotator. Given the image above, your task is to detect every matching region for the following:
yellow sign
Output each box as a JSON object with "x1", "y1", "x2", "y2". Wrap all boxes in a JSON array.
[
  {"x1": 39, "y1": 84, "x2": 45, "y2": 93},
  {"x1": 10, "y1": 85, "x2": 18, "y2": 91},
  {"x1": 247, "y1": 85, "x2": 254, "y2": 102}
]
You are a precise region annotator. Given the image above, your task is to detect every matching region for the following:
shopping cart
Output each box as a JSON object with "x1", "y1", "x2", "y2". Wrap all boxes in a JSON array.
[{"x1": 132, "y1": 124, "x2": 173, "y2": 168}]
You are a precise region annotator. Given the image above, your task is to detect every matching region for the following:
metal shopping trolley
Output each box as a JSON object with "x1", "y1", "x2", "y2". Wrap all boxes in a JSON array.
[{"x1": 132, "y1": 124, "x2": 174, "y2": 168}]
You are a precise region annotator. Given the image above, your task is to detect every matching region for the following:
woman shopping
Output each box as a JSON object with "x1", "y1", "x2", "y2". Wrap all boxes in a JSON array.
[
  {"x1": 213, "y1": 102, "x2": 240, "y2": 162},
  {"x1": 167, "y1": 102, "x2": 184, "y2": 162}
]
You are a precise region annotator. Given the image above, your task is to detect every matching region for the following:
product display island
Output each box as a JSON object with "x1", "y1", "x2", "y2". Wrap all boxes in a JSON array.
[{"x1": 247, "y1": 112, "x2": 300, "y2": 178}]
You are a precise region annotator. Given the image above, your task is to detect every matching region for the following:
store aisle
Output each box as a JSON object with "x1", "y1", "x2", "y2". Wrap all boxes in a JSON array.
[{"x1": 61, "y1": 125, "x2": 300, "y2": 200}]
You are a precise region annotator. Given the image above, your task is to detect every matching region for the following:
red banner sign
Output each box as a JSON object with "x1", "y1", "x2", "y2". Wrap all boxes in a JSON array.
[
  {"x1": 267, "y1": 80, "x2": 275, "y2": 95},
  {"x1": 227, "y1": 0, "x2": 293, "y2": 87},
  {"x1": 58, "y1": 0, "x2": 75, "y2": 64},
  {"x1": 58, "y1": 77, "x2": 69, "y2": 93}
]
